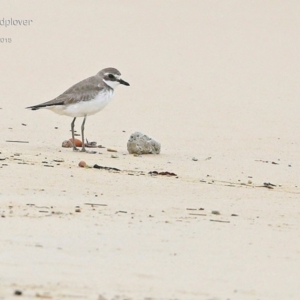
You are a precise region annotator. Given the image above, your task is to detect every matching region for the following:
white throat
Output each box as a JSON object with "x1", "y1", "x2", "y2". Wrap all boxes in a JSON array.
[{"x1": 103, "y1": 79, "x2": 120, "y2": 89}]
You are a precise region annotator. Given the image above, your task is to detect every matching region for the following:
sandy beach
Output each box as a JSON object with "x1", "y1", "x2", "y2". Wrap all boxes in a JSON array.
[{"x1": 1, "y1": 1, "x2": 300, "y2": 299}]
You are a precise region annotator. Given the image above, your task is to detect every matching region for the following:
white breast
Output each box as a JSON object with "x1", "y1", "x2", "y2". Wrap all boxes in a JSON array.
[{"x1": 47, "y1": 90, "x2": 114, "y2": 117}]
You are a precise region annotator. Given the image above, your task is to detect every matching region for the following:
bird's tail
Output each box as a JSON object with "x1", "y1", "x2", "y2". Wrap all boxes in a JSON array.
[{"x1": 26, "y1": 105, "x2": 41, "y2": 110}]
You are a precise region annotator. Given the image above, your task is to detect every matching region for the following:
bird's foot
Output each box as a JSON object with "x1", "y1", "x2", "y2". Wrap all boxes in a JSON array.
[{"x1": 73, "y1": 147, "x2": 80, "y2": 152}]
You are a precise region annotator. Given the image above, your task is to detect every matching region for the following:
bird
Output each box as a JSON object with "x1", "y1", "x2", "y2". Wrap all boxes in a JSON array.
[{"x1": 27, "y1": 67, "x2": 130, "y2": 152}]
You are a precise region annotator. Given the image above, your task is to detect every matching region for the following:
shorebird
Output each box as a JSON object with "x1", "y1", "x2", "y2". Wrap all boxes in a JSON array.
[{"x1": 27, "y1": 67, "x2": 129, "y2": 152}]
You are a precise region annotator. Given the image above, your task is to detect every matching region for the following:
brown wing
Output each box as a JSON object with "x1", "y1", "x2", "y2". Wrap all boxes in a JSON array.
[{"x1": 27, "y1": 75, "x2": 102, "y2": 110}]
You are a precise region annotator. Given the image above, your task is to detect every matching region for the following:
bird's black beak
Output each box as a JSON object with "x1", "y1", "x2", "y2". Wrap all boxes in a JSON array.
[{"x1": 119, "y1": 79, "x2": 130, "y2": 86}]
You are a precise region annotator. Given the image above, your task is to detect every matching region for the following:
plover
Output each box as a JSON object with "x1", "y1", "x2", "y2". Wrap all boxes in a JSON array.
[{"x1": 27, "y1": 67, "x2": 129, "y2": 152}]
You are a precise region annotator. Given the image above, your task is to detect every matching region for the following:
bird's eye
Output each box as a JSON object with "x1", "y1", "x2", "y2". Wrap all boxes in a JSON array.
[{"x1": 108, "y1": 74, "x2": 114, "y2": 79}]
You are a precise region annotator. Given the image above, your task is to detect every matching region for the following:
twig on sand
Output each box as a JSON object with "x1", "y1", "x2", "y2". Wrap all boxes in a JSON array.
[
  {"x1": 84, "y1": 203, "x2": 107, "y2": 206},
  {"x1": 6, "y1": 140, "x2": 29, "y2": 143},
  {"x1": 93, "y1": 164, "x2": 120, "y2": 171},
  {"x1": 210, "y1": 219, "x2": 230, "y2": 223},
  {"x1": 189, "y1": 213, "x2": 206, "y2": 216}
]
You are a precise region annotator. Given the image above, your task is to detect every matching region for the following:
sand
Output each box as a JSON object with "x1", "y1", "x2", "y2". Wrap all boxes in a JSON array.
[{"x1": 1, "y1": 1, "x2": 300, "y2": 299}]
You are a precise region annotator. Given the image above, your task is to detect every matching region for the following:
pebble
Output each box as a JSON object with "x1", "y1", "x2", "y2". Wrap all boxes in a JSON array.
[
  {"x1": 211, "y1": 210, "x2": 220, "y2": 215},
  {"x1": 111, "y1": 154, "x2": 119, "y2": 158},
  {"x1": 14, "y1": 290, "x2": 22, "y2": 296},
  {"x1": 127, "y1": 131, "x2": 161, "y2": 154},
  {"x1": 78, "y1": 161, "x2": 86, "y2": 168},
  {"x1": 192, "y1": 157, "x2": 198, "y2": 161}
]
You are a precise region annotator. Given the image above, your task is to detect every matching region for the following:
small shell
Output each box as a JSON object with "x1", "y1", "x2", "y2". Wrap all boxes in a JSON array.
[{"x1": 62, "y1": 140, "x2": 73, "y2": 148}]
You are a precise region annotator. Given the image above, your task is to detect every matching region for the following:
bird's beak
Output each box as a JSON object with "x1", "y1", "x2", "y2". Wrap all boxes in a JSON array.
[{"x1": 119, "y1": 79, "x2": 130, "y2": 86}]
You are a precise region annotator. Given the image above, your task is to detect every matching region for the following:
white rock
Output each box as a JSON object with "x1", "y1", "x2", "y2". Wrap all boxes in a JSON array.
[{"x1": 127, "y1": 132, "x2": 161, "y2": 154}]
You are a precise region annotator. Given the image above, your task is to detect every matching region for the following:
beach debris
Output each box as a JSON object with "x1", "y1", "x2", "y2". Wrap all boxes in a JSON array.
[
  {"x1": 53, "y1": 158, "x2": 64, "y2": 163},
  {"x1": 85, "y1": 140, "x2": 98, "y2": 148},
  {"x1": 62, "y1": 140, "x2": 73, "y2": 148},
  {"x1": 78, "y1": 161, "x2": 87, "y2": 168},
  {"x1": 69, "y1": 138, "x2": 82, "y2": 147},
  {"x1": 127, "y1": 131, "x2": 161, "y2": 154},
  {"x1": 231, "y1": 214, "x2": 238, "y2": 217},
  {"x1": 21, "y1": 123, "x2": 27, "y2": 126},
  {"x1": 93, "y1": 164, "x2": 120, "y2": 172},
  {"x1": 90, "y1": 163, "x2": 176, "y2": 177},
  {"x1": 6, "y1": 140, "x2": 29, "y2": 143},
  {"x1": 189, "y1": 213, "x2": 206, "y2": 216},
  {"x1": 211, "y1": 210, "x2": 220, "y2": 215},
  {"x1": 75, "y1": 207, "x2": 81, "y2": 213},
  {"x1": 35, "y1": 292, "x2": 52, "y2": 298},
  {"x1": 107, "y1": 148, "x2": 117, "y2": 152},
  {"x1": 210, "y1": 219, "x2": 230, "y2": 223},
  {"x1": 255, "y1": 159, "x2": 279, "y2": 165},
  {"x1": 263, "y1": 182, "x2": 276, "y2": 189},
  {"x1": 62, "y1": 139, "x2": 102, "y2": 149},
  {"x1": 84, "y1": 203, "x2": 107, "y2": 207},
  {"x1": 200, "y1": 178, "x2": 269, "y2": 190},
  {"x1": 14, "y1": 290, "x2": 22, "y2": 296},
  {"x1": 62, "y1": 138, "x2": 82, "y2": 147},
  {"x1": 192, "y1": 157, "x2": 198, "y2": 161},
  {"x1": 149, "y1": 171, "x2": 177, "y2": 176}
]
